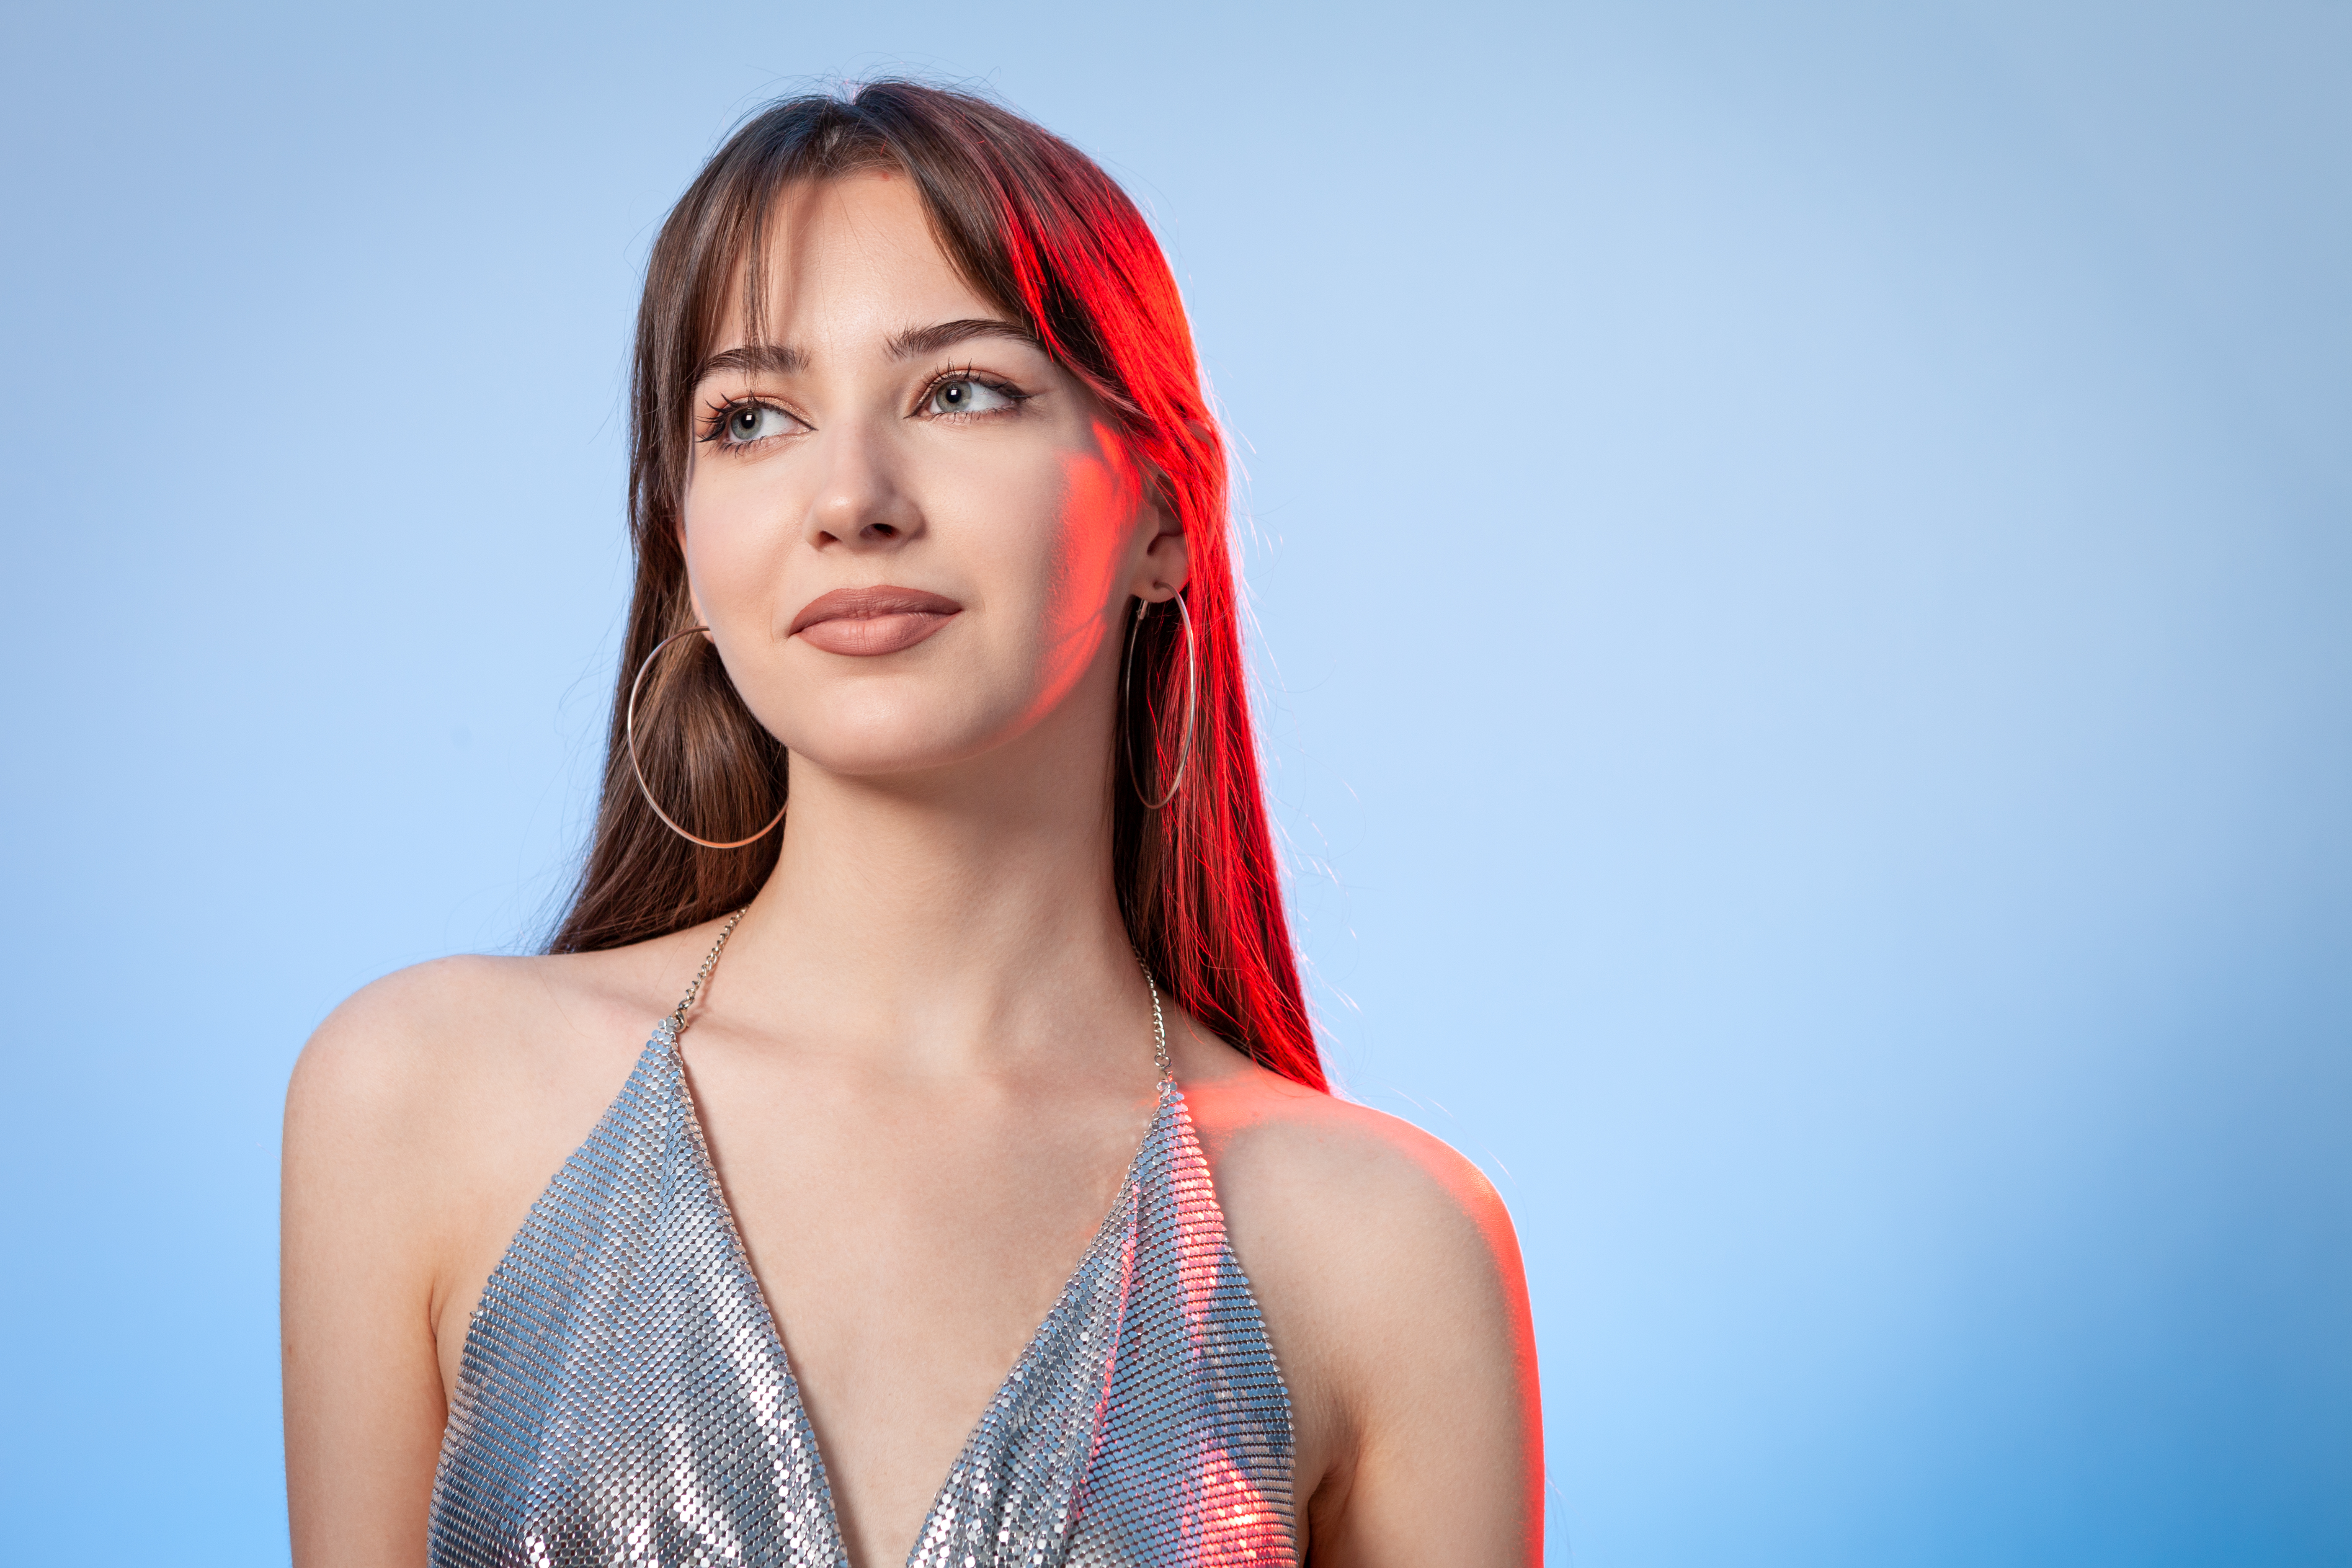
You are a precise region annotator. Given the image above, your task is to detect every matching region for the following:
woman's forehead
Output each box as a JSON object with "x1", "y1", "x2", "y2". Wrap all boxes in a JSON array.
[{"x1": 713, "y1": 173, "x2": 996, "y2": 355}]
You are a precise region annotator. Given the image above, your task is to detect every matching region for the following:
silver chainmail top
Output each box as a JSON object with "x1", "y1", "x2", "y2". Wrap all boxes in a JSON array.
[{"x1": 428, "y1": 981, "x2": 1296, "y2": 1567}]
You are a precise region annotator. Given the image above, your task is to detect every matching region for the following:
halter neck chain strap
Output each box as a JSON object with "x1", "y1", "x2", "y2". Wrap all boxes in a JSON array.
[
  {"x1": 667, "y1": 908, "x2": 1174, "y2": 1085},
  {"x1": 665, "y1": 909, "x2": 746, "y2": 1039},
  {"x1": 1142, "y1": 958, "x2": 1175, "y2": 1083}
]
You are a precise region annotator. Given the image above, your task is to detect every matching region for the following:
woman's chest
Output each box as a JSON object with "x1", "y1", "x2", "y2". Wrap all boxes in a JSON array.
[
  {"x1": 713, "y1": 1096, "x2": 1151, "y2": 1562},
  {"x1": 428, "y1": 1041, "x2": 1305, "y2": 1566}
]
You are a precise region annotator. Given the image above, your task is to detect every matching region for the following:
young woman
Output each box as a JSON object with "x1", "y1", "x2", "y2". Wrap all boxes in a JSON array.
[{"x1": 282, "y1": 81, "x2": 1541, "y2": 1567}]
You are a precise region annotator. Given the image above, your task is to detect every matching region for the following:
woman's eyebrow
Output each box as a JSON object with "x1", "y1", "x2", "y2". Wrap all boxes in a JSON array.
[
  {"x1": 692, "y1": 343, "x2": 805, "y2": 383},
  {"x1": 886, "y1": 318, "x2": 1038, "y2": 360},
  {"x1": 691, "y1": 321, "x2": 1035, "y2": 385}
]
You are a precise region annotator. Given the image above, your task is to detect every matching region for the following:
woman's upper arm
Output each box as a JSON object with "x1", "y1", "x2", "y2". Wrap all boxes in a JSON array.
[
  {"x1": 281, "y1": 971, "x2": 465, "y2": 1568},
  {"x1": 1305, "y1": 1125, "x2": 1545, "y2": 1565}
]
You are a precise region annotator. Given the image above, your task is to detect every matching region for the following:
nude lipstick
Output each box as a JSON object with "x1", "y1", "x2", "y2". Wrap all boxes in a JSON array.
[{"x1": 789, "y1": 585, "x2": 962, "y2": 656}]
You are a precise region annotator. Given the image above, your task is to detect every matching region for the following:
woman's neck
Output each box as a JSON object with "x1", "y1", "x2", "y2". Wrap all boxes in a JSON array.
[{"x1": 710, "y1": 729, "x2": 1146, "y2": 1079}]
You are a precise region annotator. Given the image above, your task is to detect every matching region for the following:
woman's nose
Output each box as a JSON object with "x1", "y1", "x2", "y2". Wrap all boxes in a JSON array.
[{"x1": 803, "y1": 420, "x2": 923, "y2": 549}]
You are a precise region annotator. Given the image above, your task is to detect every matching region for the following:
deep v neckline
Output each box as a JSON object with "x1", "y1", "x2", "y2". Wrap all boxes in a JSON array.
[
  {"x1": 431, "y1": 927, "x2": 1297, "y2": 1568},
  {"x1": 664, "y1": 1023, "x2": 1176, "y2": 1568}
]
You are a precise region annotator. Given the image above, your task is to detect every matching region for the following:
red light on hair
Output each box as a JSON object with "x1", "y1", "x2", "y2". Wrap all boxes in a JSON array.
[{"x1": 552, "y1": 81, "x2": 1324, "y2": 1093}]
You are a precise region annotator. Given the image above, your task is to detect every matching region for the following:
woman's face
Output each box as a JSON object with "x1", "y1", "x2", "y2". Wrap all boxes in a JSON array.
[{"x1": 681, "y1": 170, "x2": 1185, "y2": 790}]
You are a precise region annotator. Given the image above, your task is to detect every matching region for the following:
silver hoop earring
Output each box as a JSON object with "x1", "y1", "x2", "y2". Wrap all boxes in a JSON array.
[
  {"x1": 1123, "y1": 594, "x2": 1198, "y2": 810},
  {"x1": 626, "y1": 625, "x2": 787, "y2": 850}
]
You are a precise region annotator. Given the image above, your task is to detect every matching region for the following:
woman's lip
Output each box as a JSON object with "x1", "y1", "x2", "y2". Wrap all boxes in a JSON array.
[{"x1": 790, "y1": 585, "x2": 962, "y2": 656}]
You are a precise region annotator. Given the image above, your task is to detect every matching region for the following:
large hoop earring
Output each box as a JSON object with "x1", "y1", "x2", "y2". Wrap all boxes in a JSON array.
[
  {"x1": 625, "y1": 625, "x2": 787, "y2": 850},
  {"x1": 1123, "y1": 594, "x2": 1198, "y2": 810}
]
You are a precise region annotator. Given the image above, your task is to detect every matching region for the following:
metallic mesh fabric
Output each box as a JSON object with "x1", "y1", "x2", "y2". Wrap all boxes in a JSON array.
[{"x1": 430, "y1": 1022, "x2": 1295, "y2": 1567}]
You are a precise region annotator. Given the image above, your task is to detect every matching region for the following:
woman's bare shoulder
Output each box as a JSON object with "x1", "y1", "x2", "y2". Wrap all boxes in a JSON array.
[
  {"x1": 1173, "y1": 1030, "x2": 1527, "y2": 1345},
  {"x1": 284, "y1": 932, "x2": 732, "y2": 1319},
  {"x1": 294, "y1": 956, "x2": 570, "y2": 1124},
  {"x1": 1188, "y1": 1061, "x2": 1519, "y2": 1285},
  {"x1": 285, "y1": 930, "x2": 714, "y2": 1166},
  {"x1": 1176, "y1": 1031, "x2": 1541, "y2": 1546}
]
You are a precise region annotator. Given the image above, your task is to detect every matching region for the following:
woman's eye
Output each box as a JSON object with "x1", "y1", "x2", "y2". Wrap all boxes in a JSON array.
[
  {"x1": 925, "y1": 377, "x2": 1016, "y2": 417},
  {"x1": 721, "y1": 404, "x2": 800, "y2": 444}
]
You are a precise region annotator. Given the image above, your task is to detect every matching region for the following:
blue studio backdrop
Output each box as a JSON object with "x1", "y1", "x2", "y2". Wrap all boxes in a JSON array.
[{"x1": 1, "y1": 4, "x2": 2346, "y2": 1563}]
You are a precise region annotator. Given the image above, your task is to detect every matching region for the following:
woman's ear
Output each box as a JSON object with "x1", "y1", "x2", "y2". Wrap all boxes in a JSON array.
[{"x1": 1132, "y1": 486, "x2": 1191, "y2": 603}]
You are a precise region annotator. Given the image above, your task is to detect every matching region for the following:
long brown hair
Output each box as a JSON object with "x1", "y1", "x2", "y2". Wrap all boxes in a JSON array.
[{"x1": 549, "y1": 81, "x2": 1325, "y2": 1091}]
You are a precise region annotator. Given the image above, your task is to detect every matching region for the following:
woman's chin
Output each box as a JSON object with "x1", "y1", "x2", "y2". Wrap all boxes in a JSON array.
[{"x1": 778, "y1": 715, "x2": 1021, "y2": 788}]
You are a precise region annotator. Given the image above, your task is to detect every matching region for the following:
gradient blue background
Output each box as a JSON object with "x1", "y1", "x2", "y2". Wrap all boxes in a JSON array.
[{"x1": 3, "y1": 3, "x2": 2346, "y2": 1562}]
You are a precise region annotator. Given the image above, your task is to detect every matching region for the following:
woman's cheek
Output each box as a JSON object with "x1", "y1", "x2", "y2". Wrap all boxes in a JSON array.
[
  {"x1": 1046, "y1": 451, "x2": 1135, "y2": 606},
  {"x1": 686, "y1": 482, "x2": 792, "y2": 628}
]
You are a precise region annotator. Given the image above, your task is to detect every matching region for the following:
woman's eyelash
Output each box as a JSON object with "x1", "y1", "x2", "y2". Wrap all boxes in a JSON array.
[
  {"x1": 696, "y1": 398, "x2": 740, "y2": 444},
  {"x1": 697, "y1": 397, "x2": 785, "y2": 445},
  {"x1": 695, "y1": 369, "x2": 1029, "y2": 444},
  {"x1": 919, "y1": 364, "x2": 1031, "y2": 414}
]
